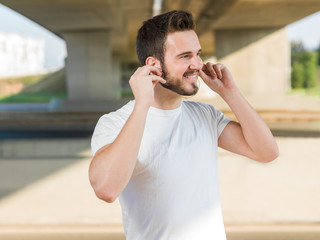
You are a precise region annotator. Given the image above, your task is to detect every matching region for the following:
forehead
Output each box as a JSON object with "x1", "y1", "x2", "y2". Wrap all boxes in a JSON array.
[{"x1": 165, "y1": 30, "x2": 201, "y2": 55}]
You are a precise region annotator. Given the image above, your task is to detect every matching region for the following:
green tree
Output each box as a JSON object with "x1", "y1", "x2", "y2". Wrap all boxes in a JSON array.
[
  {"x1": 291, "y1": 41, "x2": 317, "y2": 89},
  {"x1": 303, "y1": 51, "x2": 317, "y2": 89},
  {"x1": 291, "y1": 61, "x2": 304, "y2": 88},
  {"x1": 317, "y1": 42, "x2": 320, "y2": 65}
]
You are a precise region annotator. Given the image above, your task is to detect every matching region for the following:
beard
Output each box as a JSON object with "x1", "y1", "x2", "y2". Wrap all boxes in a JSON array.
[{"x1": 160, "y1": 63, "x2": 199, "y2": 96}]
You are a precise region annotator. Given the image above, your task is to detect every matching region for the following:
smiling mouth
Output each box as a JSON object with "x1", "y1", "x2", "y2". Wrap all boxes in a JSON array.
[{"x1": 183, "y1": 70, "x2": 199, "y2": 80}]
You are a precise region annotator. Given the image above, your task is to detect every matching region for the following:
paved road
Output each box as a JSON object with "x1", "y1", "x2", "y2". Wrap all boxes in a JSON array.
[{"x1": 1, "y1": 224, "x2": 320, "y2": 240}]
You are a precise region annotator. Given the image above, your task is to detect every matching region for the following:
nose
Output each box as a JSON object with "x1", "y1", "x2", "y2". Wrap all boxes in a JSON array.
[{"x1": 190, "y1": 56, "x2": 203, "y2": 70}]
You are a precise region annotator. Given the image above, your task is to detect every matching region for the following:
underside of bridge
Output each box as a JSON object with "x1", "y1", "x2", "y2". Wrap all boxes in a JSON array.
[{"x1": 1, "y1": 0, "x2": 320, "y2": 110}]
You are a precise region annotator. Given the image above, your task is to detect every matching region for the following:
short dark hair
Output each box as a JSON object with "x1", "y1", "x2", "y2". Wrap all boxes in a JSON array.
[{"x1": 136, "y1": 10, "x2": 195, "y2": 66}]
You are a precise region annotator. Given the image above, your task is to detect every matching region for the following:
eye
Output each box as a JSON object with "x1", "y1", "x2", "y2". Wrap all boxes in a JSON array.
[{"x1": 181, "y1": 55, "x2": 190, "y2": 59}]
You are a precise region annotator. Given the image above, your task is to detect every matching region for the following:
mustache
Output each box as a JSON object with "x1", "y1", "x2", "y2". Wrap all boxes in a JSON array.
[{"x1": 183, "y1": 70, "x2": 199, "y2": 77}]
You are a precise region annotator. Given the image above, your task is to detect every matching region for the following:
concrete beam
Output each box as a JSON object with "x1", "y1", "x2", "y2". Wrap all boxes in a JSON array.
[
  {"x1": 214, "y1": 0, "x2": 320, "y2": 29},
  {"x1": 0, "y1": 0, "x2": 124, "y2": 33}
]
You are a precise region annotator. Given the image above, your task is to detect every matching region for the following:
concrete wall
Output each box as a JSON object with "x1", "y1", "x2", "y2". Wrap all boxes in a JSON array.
[
  {"x1": 215, "y1": 27, "x2": 290, "y2": 96},
  {"x1": 63, "y1": 31, "x2": 121, "y2": 102}
]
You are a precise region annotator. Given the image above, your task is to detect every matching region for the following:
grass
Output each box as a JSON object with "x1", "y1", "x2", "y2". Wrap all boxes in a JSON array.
[
  {"x1": 0, "y1": 70, "x2": 133, "y2": 103},
  {"x1": 315, "y1": 65, "x2": 320, "y2": 86},
  {"x1": 0, "y1": 71, "x2": 67, "y2": 103},
  {"x1": 121, "y1": 91, "x2": 133, "y2": 97},
  {"x1": 289, "y1": 87, "x2": 320, "y2": 97},
  {"x1": 0, "y1": 92, "x2": 67, "y2": 103},
  {"x1": 1, "y1": 74, "x2": 46, "y2": 87},
  {"x1": 289, "y1": 65, "x2": 320, "y2": 97}
]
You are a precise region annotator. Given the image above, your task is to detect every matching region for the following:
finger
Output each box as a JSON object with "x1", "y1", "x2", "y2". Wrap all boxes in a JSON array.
[
  {"x1": 213, "y1": 64, "x2": 223, "y2": 79},
  {"x1": 201, "y1": 64, "x2": 210, "y2": 75},
  {"x1": 199, "y1": 64, "x2": 214, "y2": 83},
  {"x1": 142, "y1": 65, "x2": 163, "y2": 77},
  {"x1": 149, "y1": 75, "x2": 166, "y2": 84},
  {"x1": 199, "y1": 68, "x2": 209, "y2": 83},
  {"x1": 149, "y1": 66, "x2": 163, "y2": 77},
  {"x1": 205, "y1": 62, "x2": 217, "y2": 79},
  {"x1": 137, "y1": 65, "x2": 155, "y2": 76}
]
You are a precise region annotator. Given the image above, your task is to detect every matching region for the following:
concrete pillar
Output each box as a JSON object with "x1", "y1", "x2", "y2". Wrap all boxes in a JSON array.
[
  {"x1": 52, "y1": 30, "x2": 122, "y2": 111},
  {"x1": 215, "y1": 28, "x2": 290, "y2": 97}
]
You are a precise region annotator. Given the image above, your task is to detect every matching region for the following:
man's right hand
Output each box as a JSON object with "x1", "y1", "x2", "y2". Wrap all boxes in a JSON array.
[{"x1": 129, "y1": 65, "x2": 166, "y2": 108}]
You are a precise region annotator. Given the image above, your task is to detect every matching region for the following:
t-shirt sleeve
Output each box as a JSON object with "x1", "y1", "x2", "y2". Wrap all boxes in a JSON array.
[
  {"x1": 205, "y1": 103, "x2": 231, "y2": 137},
  {"x1": 91, "y1": 114, "x2": 120, "y2": 156},
  {"x1": 215, "y1": 108, "x2": 231, "y2": 137}
]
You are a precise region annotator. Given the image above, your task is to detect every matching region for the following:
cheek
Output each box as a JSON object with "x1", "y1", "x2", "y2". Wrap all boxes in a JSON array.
[
  {"x1": 164, "y1": 58, "x2": 189, "y2": 76},
  {"x1": 174, "y1": 62, "x2": 190, "y2": 74},
  {"x1": 165, "y1": 63, "x2": 184, "y2": 75}
]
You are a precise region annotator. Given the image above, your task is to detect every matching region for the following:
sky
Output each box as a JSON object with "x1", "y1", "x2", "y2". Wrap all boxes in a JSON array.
[
  {"x1": 286, "y1": 11, "x2": 320, "y2": 50},
  {"x1": 0, "y1": 4, "x2": 66, "y2": 70},
  {"x1": 0, "y1": 3, "x2": 319, "y2": 70}
]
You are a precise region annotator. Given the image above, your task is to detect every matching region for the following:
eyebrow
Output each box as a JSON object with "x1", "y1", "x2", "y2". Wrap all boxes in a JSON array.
[{"x1": 176, "y1": 49, "x2": 202, "y2": 58}]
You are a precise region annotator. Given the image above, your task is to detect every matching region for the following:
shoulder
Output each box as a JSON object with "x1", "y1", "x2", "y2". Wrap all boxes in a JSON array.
[
  {"x1": 183, "y1": 101, "x2": 220, "y2": 116},
  {"x1": 98, "y1": 100, "x2": 134, "y2": 124},
  {"x1": 91, "y1": 101, "x2": 135, "y2": 155}
]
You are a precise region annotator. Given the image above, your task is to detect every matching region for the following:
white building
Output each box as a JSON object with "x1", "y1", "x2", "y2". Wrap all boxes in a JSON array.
[{"x1": 0, "y1": 31, "x2": 45, "y2": 78}]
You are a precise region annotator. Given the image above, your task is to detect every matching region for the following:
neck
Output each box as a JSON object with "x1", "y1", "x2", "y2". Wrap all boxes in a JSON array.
[{"x1": 152, "y1": 83, "x2": 182, "y2": 110}]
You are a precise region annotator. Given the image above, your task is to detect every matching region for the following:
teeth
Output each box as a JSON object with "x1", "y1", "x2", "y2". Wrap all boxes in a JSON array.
[
  {"x1": 184, "y1": 71, "x2": 199, "y2": 78},
  {"x1": 184, "y1": 74, "x2": 198, "y2": 80}
]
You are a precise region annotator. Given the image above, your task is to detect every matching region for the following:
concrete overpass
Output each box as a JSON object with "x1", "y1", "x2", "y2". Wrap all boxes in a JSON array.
[{"x1": 1, "y1": 0, "x2": 320, "y2": 110}]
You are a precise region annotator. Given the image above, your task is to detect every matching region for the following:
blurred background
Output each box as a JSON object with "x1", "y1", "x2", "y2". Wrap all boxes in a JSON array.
[{"x1": 0, "y1": 0, "x2": 319, "y2": 239}]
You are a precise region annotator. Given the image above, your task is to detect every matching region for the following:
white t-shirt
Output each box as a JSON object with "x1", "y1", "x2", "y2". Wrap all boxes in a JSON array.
[{"x1": 91, "y1": 100, "x2": 231, "y2": 240}]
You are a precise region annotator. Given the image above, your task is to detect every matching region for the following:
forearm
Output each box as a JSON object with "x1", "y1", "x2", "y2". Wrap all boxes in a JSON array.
[
  {"x1": 89, "y1": 103, "x2": 149, "y2": 202},
  {"x1": 221, "y1": 88, "x2": 279, "y2": 161}
]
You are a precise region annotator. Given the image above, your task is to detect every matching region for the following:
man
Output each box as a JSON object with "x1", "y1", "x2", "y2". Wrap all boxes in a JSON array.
[{"x1": 89, "y1": 10, "x2": 279, "y2": 239}]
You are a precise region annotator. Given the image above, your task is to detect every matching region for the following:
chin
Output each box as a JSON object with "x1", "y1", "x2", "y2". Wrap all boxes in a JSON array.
[
  {"x1": 182, "y1": 87, "x2": 199, "y2": 97},
  {"x1": 160, "y1": 79, "x2": 199, "y2": 96}
]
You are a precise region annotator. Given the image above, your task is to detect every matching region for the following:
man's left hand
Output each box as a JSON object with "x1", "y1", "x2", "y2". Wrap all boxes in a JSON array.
[{"x1": 199, "y1": 62, "x2": 236, "y2": 96}]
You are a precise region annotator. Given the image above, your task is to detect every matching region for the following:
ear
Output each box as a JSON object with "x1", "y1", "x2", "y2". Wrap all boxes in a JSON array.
[{"x1": 145, "y1": 57, "x2": 161, "y2": 68}]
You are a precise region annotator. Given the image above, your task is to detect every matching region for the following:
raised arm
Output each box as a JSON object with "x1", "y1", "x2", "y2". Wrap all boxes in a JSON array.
[
  {"x1": 89, "y1": 65, "x2": 165, "y2": 203},
  {"x1": 199, "y1": 63, "x2": 279, "y2": 163}
]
